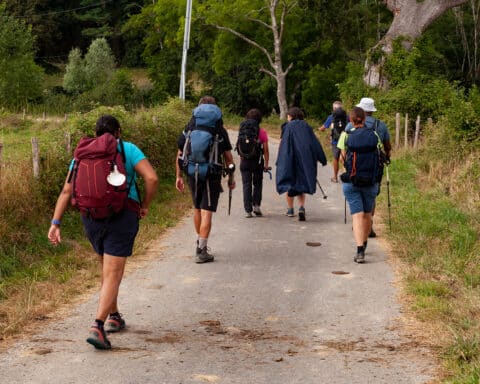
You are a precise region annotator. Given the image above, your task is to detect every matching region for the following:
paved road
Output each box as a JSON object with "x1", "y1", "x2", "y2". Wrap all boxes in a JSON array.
[{"x1": 0, "y1": 137, "x2": 434, "y2": 383}]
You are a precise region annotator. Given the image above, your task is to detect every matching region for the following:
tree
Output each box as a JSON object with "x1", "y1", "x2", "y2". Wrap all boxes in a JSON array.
[
  {"x1": 201, "y1": 0, "x2": 297, "y2": 119},
  {"x1": 63, "y1": 48, "x2": 86, "y2": 93},
  {"x1": 84, "y1": 37, "x2": 116, "y2": 89},
  {"x1": 74, "y1": 0, "x2": 146, "y2": 61},
  {"x1": 0, "y1": 5, "x2": 43, "y2": 110},
  {"x1": 365, "y1": 0, "x2": 469, "y2": 88}
]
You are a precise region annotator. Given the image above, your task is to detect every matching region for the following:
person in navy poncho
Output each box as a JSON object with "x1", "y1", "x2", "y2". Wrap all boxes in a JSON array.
[{"x1": 276, "y1": 107, "x2": 327, "y2": 221}]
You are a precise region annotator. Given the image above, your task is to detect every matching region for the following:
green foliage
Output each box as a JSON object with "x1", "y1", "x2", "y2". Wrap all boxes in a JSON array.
[
  {"x1": 84, "y1": 37, "x2": 116, "y2": 90},
  {"x1": 63, "y1": 48, "x2": 86, "y2": 94},
  {"x1": 0, "y1": 4, "x2": 44, "y2": 110}
]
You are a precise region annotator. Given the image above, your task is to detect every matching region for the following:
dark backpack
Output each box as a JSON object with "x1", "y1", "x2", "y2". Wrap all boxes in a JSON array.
[
  {"x1": 331, "y1": 108, "x2": 348, "y2": 142},
  {"x1": 70, "y1": 133, "x2": 129, "y2": 219},
  {"x1": 236, "y1": 119, "x2": 262, "y2": 160},
  {"x1": 181, "y1": 104, "x2": 223, "y2": 181},
  {"x1": 343, "y1": 127, "x2": 383, "y2": 187}
]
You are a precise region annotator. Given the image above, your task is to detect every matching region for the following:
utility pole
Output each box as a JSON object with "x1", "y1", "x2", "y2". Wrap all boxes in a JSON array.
[{"x1": 179, "y1": 0, "x2": 193, "y2": 100}]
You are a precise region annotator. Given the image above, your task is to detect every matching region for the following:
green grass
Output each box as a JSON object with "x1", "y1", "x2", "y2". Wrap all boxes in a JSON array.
[
  {"x1": 377, "y1": 153, "x2": 480, "y2": 382},
  {"x1": 0, "y1": 102, "x2": 192, "y2": 339}
]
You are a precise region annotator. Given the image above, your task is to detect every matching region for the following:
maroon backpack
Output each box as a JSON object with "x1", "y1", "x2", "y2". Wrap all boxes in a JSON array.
[{"x1": 70, "y1": 133, "x2": 128, "y2": 219}]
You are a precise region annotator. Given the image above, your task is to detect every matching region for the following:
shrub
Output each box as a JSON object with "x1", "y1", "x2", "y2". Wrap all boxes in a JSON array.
[{"x1": 63, "y1": 48, "x2": 86, "y2": 94}]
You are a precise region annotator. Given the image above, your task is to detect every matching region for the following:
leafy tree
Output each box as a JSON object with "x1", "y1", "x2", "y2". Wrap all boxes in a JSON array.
[
  {"x1": 74, "y1": 0, "x2": 146, "y2": 61},
  {"x1": 199, "y1": 0, "x2": 300, "y2": 119},
  {"x1": 364, "y1": 0, "x2": 468, "y2": 88},
  {"x1": 0, "y1": 4, "x2": 43, "y2": 110},
  {"x1": 63, "y1": 47, "x2": 86, "y2": 94},
  {"x1": 84, "y1": 37, "x2": 116, "y2": 89}
]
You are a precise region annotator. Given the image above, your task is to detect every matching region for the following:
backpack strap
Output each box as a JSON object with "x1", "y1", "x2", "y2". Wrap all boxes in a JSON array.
[{"x1": 118, "y1": 138, "x2": 142, "y2": 206}]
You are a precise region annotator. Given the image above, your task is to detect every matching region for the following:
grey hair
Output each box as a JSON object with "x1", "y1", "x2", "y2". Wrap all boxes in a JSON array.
[{"x1": 332, "y1": 101, "x2": 343, "y2": 110}]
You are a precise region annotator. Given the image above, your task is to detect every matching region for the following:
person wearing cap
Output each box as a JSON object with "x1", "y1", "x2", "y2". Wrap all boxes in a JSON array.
[{"x1": 355, "y1": 97, "x2": 391, "y2": 238}]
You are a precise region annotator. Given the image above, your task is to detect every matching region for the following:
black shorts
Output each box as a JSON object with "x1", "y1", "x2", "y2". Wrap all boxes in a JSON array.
[
  {"x1": 188, "y1": 177, "x2": 223, "y2": 212},
  {"x1": 81, "y1": 209, "x2": 139, "y2": 257}
]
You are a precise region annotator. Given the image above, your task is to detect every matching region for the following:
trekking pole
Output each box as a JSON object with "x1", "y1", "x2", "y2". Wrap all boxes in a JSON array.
[
  {"x1": 386, "y1": 165, "x2": 391, "y2": 230},
  {"x1": 227, "y1": 163, "x2": 235, "y2": 216},
  {"x1": 344, "y1": 198, "x2": 347, "y2": 224},
  {"x1": 316, "y1": 179, "x2": 327, "y2": 199}
]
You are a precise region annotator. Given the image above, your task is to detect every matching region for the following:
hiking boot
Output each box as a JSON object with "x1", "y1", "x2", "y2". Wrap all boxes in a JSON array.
[
  {"x1": 298, "y1": 207, "x2": 306, "y2": 221},
  {"x1": 105, "y1": 313, "x2": 126, "y2": 333},
  {"x1": 86, "y1": 325, "x2": 111, "y2": 350},
  {"x1": 369, "y1": 228, "x2": 377, "y2": 238},
  {"x1": 354, "y1": 250, "x2": 366, "y2": 264},
  {"x1": 286, "y1": 208, "x2": 294, "y2": 217},
  {"x1": 195, "y1": 247, "x2": 214, "y2": 264},
  {"x1": 253, "y1": 206, "x2": 263, "y2": 216},
  {"x1": 244, "y1": 211, "x2": 253, "y2": 218}
]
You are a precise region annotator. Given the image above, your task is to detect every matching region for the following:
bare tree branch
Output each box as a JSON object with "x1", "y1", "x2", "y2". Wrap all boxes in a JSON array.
[
  {"x1": 259, "y1": 67, "x2": 276, "y2": 78},
  {"x1": 246, "y1": 17, "x2": 272, "y2": 31},
  {"x1": 283, "y1": 62, "x2": 294, "y2": 76},
  {"x1": 211, "y1": 24, "x2": 275, "y2": 70},
  {"x1": 279, "y1": 0, "x2": 287, "y2": 43}
]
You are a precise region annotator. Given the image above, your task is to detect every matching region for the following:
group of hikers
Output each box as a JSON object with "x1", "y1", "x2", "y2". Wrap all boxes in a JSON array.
[{"x1": 47, "y1": 95, "x2": 390, "y2": 350}]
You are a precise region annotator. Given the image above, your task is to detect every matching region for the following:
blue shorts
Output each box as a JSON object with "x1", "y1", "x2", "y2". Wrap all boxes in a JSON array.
[
  {"x1": 342, "y1": 183, "x2": 379, "y2": 215},
  {"x1": 81, "y1": 209, "x2": 139, "y2": 257}
]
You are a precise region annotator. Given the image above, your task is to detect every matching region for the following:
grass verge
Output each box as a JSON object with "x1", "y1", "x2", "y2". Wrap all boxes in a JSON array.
[{"x1": 376, "y1": 152, "x2": 480, "y2": 383}]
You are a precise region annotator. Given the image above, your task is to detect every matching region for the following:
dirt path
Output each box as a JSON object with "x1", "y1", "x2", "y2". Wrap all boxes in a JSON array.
[{"x1": 0, "y1": 136, "x2": 435, "y2": 383}]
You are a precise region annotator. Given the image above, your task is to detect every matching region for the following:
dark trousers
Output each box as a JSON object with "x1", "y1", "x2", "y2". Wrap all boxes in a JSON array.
[{"x1": 240, "y1": 159, "x2": 264, "y2": 212}]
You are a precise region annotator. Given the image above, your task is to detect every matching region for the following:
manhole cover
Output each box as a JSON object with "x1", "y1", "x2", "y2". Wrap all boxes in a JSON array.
[
  {"x1": 331, "y1": 271, "x2": 350, "y2": 275},
  {"x1": 306, "y1": 242, "x2": 321, "y2": 247}
]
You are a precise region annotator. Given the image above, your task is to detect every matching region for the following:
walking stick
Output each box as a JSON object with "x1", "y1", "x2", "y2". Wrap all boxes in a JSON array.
[
  {"x1": 228, "y1": 188, "x2": 232, "y2": 216},
  {"x1": 227, "y1": 163, "x2": 235, "y2": 216},
  {"x1": 316, "y1": 179, "x2": 327, "y2": 199},
  {"x1": 386, "y1": 165, "x2": 391, "y2": 230}
]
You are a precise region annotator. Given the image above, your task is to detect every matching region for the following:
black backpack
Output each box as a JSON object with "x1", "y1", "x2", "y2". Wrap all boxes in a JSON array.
[
  {"x1": 236, "y1": 119, "x2": 262, "y2": 160},
  {"x1": 343, "y1": 127, "x2": 383, "y2": 187},
  {"x1": 331, "y1": 108, "x2": 348, "y2": 142}
]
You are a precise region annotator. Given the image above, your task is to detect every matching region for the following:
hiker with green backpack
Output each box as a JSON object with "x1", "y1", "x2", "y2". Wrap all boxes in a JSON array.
[
  {"x1": 175, "y1": 96, "x2": 235, "y2": 263},
  {"x1": 48, "y1": 115, "x2": 159, "y2": 350},
  {"x1": 338, "y1": 107, "x2": 386, "y2": 263}
]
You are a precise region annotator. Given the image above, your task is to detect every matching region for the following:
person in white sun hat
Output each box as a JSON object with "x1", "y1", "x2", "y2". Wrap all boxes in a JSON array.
[{"x1": 355, "y1": 97, "x2": 391, "y2": 238}]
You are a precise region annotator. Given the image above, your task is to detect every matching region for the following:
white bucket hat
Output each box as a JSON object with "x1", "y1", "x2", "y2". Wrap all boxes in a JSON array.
[{"x1": 356, "y1": 97, "x2": 377, "y2": 112}]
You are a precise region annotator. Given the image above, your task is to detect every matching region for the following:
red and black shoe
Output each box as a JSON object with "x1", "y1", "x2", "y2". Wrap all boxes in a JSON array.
[{"x1": 86, "y1": 325, "x2": 111, "y2": 350}]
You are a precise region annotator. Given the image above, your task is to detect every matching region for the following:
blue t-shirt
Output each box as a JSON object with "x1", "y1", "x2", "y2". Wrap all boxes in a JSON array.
[
  {"x1": 365, "y1": 116, "x2": 390, "y2": 143},
  {"x1": 345, "y1": 117, "x2": 390, "y2": 143},
  {"x1": 69, "y1": 140, "x2": 146, "y2": 202}
]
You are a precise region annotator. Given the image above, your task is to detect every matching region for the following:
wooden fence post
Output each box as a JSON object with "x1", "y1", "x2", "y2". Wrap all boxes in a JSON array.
[
  {"x1": 64, "y1": 132, "x2": 71, "y2": 154},
  {"x1": 414, "y1": 115, "x2": 421, "y2": 149},
  {"x1": 31, "y1": 137, "x2": 40, "y2": 178},
  {"x1": 404, "y1": 113, "x2": 409, "y2": 148},
  {"x1": 22, "y1": 109, "x2": 26, "y2": 121},
  {"x1": 395, "y1": 112, "x2": 400, "y2": 149},
  {"x1": 64, "y1": 113, "x2": 68, "y2": 121}
]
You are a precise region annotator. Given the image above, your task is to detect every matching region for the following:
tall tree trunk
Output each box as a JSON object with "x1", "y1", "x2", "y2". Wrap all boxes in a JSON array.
[
  {"x1": 364, "y1": 0, "x2": 468, "y2": 87},
  {"x1": 212, "y1": 0, "x2": 293, "y2": 119}
]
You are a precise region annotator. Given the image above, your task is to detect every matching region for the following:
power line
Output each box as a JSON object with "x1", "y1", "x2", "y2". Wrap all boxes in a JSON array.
[{"x1": 12, "y1": 0, "x2": 114, "y2": 19}]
